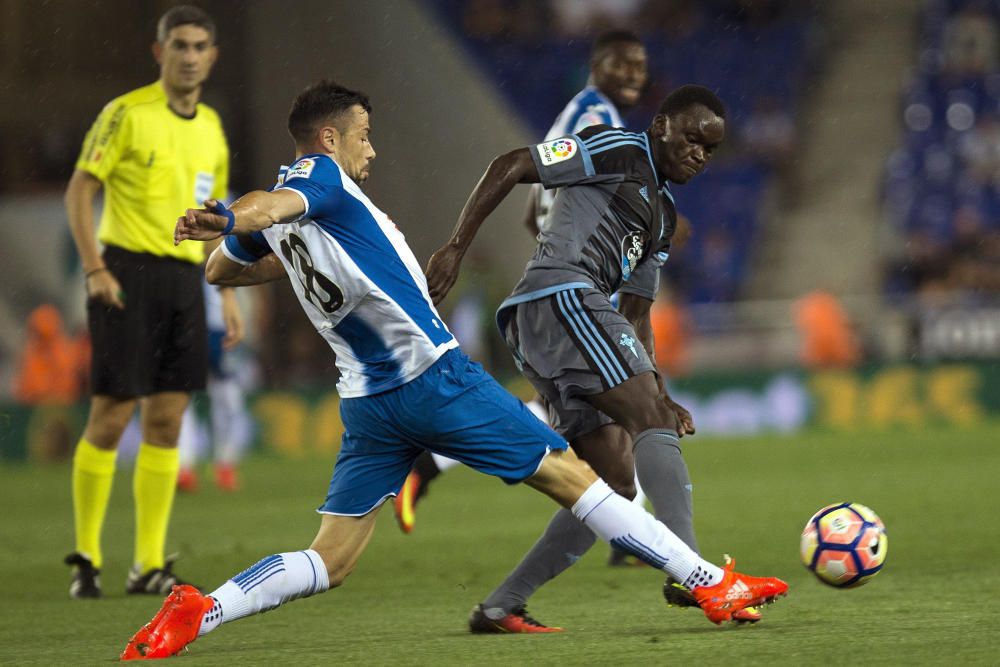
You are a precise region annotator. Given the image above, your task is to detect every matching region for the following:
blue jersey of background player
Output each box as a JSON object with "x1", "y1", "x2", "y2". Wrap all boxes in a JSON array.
[{"x1": 525, "y1": 30, "x2": 646, "y2": 238}]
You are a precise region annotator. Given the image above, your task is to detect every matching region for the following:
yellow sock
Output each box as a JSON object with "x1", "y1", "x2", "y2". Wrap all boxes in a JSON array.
[
  {"x1": 72, "y1": 438, "x2": 117, "y2": 570},
  {"x1": 133, "y1": 443, "x2": 180, "y2": 573}
]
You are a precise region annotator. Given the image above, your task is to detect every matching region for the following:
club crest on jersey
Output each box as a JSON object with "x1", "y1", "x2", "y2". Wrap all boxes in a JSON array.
[
  {"x1": 619, "y1": 333, "x2": 639, "y2": 359},
  {"x1": 621, "y1": 231, "x2": 649, "y2": 281},
  {"x1": 536, "y1": 138, "x2": 577, "y2": 165},
  {"x1": 286, "y1": 157, "x2": 316, "y2": 180}
]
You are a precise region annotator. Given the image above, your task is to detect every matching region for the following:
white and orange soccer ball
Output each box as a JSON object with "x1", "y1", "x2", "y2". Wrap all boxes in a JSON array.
[{"x1": 800, "y1": 502, "x2": 887, "y2": 588}]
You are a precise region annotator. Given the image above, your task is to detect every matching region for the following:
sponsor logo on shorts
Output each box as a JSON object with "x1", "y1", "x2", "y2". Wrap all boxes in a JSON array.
[
  {"x1": 621, "y1": 231, "x2": 649, "y2": 281},
  {"x1": 286, "y1": 157, "x2": 316, "y2": 180},
  {"x1": 536, "y1": 138, "x2": 577, "y2": 165}
]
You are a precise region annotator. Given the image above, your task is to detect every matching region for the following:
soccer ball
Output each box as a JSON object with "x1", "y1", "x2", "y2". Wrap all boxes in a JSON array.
[{"x1": 800, "y1": 502, "x2": 887, "y2": 588}]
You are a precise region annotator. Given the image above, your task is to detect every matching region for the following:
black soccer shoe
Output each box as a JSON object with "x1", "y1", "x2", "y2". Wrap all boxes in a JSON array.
[
  {"x1": 468, "y1": 604, "x2": 563, "y2": 633},
  {"x1": 64, "y1": 552, "x2": 102, "y2": 599},
  {"x1": 662, "y1": 577, "x2": 698, "y2": 608},
  {"x1": 126, "y1": 554, "x2": 200, "y2": 595}
]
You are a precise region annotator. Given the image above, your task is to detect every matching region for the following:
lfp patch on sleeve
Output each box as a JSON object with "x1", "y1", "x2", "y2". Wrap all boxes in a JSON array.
[
  {"x1": 286, "y1": 157, "x2": 316, "y2": 180},
  {"x1": 536, "y1": 138, "x2": 577, "y2": 166}
]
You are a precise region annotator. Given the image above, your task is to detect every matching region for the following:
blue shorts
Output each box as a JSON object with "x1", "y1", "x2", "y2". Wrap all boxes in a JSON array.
[{"x1": 319, "y1": 349, "x2": 568, "y2": 516}]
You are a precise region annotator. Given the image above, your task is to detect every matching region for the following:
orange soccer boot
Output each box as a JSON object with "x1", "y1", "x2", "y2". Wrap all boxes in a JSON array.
[
  {"x1": 690, "y1": 557, "x2": 788, "y2": 625},
  {"x1": 664, "y1": 574, "x2": 763, "y2": 624},
  {"x1": 121, "y1": 585, "x2": 214, "y2": 660},
  {"x1": 214, "y1": 463, "x2": 240, "y2": 492},
  {"x1": 393, "y1": 470, "x2": 422, "y2": 534}
]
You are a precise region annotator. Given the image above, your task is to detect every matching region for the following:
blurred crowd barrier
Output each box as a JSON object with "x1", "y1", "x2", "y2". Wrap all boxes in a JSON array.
[{"x1": 3, "y1": 360, "x2": 997, "y2": 463}]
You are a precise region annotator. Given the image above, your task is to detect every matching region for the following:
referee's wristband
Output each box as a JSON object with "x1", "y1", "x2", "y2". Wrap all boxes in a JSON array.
[{"x1": 210, "y1": 200, "x2": 237, "y2": 235}]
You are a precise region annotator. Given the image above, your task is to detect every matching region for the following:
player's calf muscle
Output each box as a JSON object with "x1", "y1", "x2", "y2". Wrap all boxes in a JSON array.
[{"x1": 526, "y1": 452, "x2": 597, "y2": 507}]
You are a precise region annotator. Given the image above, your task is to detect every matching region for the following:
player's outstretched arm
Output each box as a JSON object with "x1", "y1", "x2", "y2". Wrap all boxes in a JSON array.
[
  {"x1": 206, "y1": 246, "x2": 288, "y2": 287},
  {"x1": 175, "y1": 190, "x2": 307, "y2": 245},
  {"x1": 425, "y1": 148, "x2": 539, "y2": 304}
]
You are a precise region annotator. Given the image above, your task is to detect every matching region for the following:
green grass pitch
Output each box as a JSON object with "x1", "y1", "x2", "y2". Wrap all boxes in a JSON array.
[{"x1": 2, "y1": 424, "x2": 999, "y2": 665}]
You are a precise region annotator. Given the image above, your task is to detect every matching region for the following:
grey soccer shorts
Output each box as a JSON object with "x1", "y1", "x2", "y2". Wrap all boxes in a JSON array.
[{"x1": 499, "y1": 287, "x2": 656, "y2": 441}]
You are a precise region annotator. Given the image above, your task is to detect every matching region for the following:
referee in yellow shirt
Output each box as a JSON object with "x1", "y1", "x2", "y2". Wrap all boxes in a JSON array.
[{"x1": 63, "y1": 5, "x2": 242, "y2": 598}]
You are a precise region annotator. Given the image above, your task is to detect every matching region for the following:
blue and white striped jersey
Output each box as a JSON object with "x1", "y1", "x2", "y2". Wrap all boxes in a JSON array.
[
  {"x1": 222, "y1": 154, "x2": 457, "y2": 398},
  {"x1": 545, "y1": 85, "x2": 624, "y2": 141},
  {"x1": 533, "y1": 86, "x2": 624, "y2": 232}
]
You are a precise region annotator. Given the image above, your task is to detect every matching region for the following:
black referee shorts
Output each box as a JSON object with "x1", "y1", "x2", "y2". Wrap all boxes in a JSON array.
[{"x1": 88, "y1": 245, "x2": 208, "y2": 398}]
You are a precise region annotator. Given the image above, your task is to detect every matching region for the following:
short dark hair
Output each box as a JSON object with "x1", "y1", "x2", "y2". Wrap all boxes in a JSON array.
[
  {"x1": 287, "y1": 80, "x2": 373, "y2": 145},
  {"x1": 591, "y1": 30, "x2": 643, "y2": 59},
  {"x1": 157, "y1": 5, "x2": 216, "y2": 43},
  {"x1": 658, "y1": 85, "x2": 726, "y2": 120}
]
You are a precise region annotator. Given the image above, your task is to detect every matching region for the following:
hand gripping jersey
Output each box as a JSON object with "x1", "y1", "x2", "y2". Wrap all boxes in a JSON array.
[
  {"x1": 500, "y1": 124, "x2": 677, "y2": 322},
  {"x1": 532, "y1": 86, "x2": 624, "y2": 232},
  {"x1": 222, "y1": 155, "x2": 457, "y2": 397}
]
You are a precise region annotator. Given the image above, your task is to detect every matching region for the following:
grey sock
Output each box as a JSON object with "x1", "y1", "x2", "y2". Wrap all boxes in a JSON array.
[
  {"x1": 482, "y1": 508, "x2": 597, "y2": 612},
  {"x1": 633, "y1": 429, "x2": 699, "y2": 554}
]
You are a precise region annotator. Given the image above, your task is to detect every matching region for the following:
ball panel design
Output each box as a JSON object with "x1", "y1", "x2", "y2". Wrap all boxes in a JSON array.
[
  {"x1": 817, "y1": 507, "x2": 864, "y2": 545},
  {"x1": 800, "y1": 502, "x2": 887, "y2": 588}
]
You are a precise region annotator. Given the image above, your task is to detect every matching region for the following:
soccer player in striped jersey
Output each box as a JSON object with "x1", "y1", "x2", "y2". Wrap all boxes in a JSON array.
[
  {"x1": 120, "y1": 80, "x2": 786, "y2": 660},
  {"x1": 425, "y1": 84, "x2": 764, "y2": 631}
]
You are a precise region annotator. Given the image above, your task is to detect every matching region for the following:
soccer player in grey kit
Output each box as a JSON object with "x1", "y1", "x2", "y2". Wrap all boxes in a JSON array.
[{"x1": 426, "y1": 84, "x2": 760, "y2": 631}]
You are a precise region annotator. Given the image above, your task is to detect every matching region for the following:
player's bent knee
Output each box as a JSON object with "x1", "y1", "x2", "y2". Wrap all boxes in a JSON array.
[
  {"x1": 609, "y1": 477, "x2": 637, "y2": 501},
  {"x1": 620, "y1": 403, "x2": 678, "y2": 437}
]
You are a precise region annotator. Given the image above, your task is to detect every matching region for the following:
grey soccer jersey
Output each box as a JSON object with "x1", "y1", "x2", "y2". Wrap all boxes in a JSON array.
[{"x1": 501, "y1": 124, "x2": 677, "y2": 319}]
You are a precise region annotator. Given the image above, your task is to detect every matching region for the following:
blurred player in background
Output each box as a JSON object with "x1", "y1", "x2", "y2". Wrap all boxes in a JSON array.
[
  {"x1": 177, "y1": 279, "x2": 255, "y2": 493},
  {"x1": 62, "y1": 5, "x2": 242, "y2": 599},
  {"x1": 425, "y1": 84, "x2": 762, "y2": 631},
  {"x1": 396, "y1": 30, "x2": 653, "y2": 537}
]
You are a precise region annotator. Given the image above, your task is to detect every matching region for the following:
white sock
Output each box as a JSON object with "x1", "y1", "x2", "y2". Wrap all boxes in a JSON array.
[
  {"x1": 430, "y1": 453, "x2": 461, "y2": 472},
  {"x1": 571, "y1": 480, "x2": 723, "y2": 588},
  {"x1": 177, "y1": 405, "x2": 199, "y2": 468},
  {"x1": 209, "y1": 377, "x2": 249, "y2": 465},
  {"x1": 198, "y1": 549, "x2": 329, "y2": 636}
]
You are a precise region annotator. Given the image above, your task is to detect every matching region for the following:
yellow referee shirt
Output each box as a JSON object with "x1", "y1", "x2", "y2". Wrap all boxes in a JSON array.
[{"x1": 76, "y1": 80, "x2": 229, "y2": 264}]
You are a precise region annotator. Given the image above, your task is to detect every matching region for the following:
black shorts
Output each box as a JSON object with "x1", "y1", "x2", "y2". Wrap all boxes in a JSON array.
[{"x1": 88, "y1": 246, "x2": 208, "y2": 398}]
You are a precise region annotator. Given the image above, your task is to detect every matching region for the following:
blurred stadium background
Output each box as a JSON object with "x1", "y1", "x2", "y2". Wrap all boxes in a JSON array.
[
  {"x1": 2, "y1": 0, "x2": 998, "y2": 459},
  {"x1": 2, "y1": 0, "x2": 1000, "y2": 663}
]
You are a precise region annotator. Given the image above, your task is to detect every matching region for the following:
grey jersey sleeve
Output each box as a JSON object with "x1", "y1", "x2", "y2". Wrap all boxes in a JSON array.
[
  {"x1": 530, "y1": 136, "x2": 624, "y2": 189},
  {"x1": 617, "y1": 250, "x2": 668, "y2": 301}
]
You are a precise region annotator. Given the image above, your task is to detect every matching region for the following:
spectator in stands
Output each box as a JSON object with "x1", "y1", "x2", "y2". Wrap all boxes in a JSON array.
[
  {"x1": 793, "y1": 290, "x2": 861, "y2": 368},
  {"x1": 12, "y1": 304, "x2": 85, "y2": 405},
  {"x1": 942, "y1": 2, "x2": 999, "y2": 78},
  {"x1": 637, "y1": 0, "x2": 703, "y2": 41},
  {"x1": 550, "y1": 0, "x2": 645, "y2": 37},
  {"x1": 740, "y1": 95, "x2": 798, "y2": 199},
  {"x1": 884, "y1": 229, "x2": 950, "y2": 295},
  {"x1": 957, "y1": 112, "x2": 1000, "y2": 184},
  {"x1": 698, "y1": 227, "x2": 741, "y2": 302},
  {"x1": 947, "y1": 204, "x2": 1000, "y2": 295},
  {"x1": 462, "y1": 0, "x2": 549, "y2": 43},
  {"x1": 740, "y1": 95, "x2": 795, "y2": 168}
]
